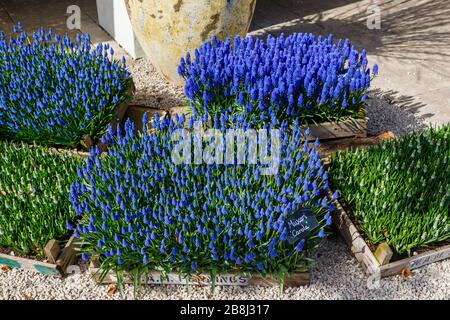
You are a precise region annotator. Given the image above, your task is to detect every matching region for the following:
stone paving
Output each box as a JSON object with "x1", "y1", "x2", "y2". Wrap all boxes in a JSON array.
[
  {"x1": 248, "y1": 0, "x2": 450, "y2": 125},
  {"x1": 0, "y1": 0, "x2": 449, "y2": 124}
]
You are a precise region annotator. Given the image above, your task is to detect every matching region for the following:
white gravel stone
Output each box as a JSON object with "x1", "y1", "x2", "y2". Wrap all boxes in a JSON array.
[
  {"x1": 127, "y1": 58, "x2": 185, "y2": 110},
  {"x1": 1, "y1": 239, "x2": 448, "y2": 300}
]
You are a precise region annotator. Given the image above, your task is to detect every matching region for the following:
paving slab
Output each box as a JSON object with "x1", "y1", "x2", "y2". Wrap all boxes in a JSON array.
[
  {"x1": 0, "y1": 8, "x2": 13, "y2": 36},
  {"x1": 0, "y1": 0, "x2": 101, "y2": 40}
]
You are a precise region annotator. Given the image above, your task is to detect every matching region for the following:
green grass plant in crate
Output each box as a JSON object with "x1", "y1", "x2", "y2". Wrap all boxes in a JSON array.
[
  {"x1": 0, "y1": 141, "x2": 83, "y2": 257},
  {"x1": 330, "y1": 125, "x2": 450, "y2": 256}
]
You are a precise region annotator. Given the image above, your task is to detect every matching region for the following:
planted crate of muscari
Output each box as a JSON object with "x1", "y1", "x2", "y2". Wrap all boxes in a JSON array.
[
  {"x1": 70, "y1": 113, "x2": 335, "y2": 291},
  {"x1": 0, "y1": 141, "x2": 84, "y2": 276},
  {"x1": 329, "y1": 125, "x2": 450, "y2": 277},
  {"x1": 0, "y1": 24, "x2": 132, "y2": 150},
  {"x1": 178, "y1": 33, "x2": 378, "y2": 140}
]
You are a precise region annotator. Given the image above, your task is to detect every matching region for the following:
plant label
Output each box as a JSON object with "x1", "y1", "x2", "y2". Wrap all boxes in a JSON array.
[{"x1": 286, "y1": 207, "x2": 319, "y2": 244}]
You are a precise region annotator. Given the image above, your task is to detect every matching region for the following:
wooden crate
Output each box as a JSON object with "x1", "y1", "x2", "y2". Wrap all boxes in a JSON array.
[
  {"x1": 305, "y1": 117, "x2": 367, "y2": 141},
  {"x1": 319, "y1": 131, "x2": 396, "y2": 167},
  {"x1": 0, "y1": 236, "x2": 78, "y2": 277},
  {"x1": 121, "y1": 105, "x2": 367, "y2": 142},
  {"x1": 0, "y1": 146, "x2": 86, "y2": 277},
  {"x1": 122, "y1": 105, "x2": 168, "y2": 131},
  {"x1": 89, "y1": 267, "x2": 310, "y2": 288},
  {"x1": 329, "y1": 191, "x2": 450, "y2": 277}
]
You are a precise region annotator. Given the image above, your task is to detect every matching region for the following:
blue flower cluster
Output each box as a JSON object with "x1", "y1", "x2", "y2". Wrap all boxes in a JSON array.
[
  {"x1": 178, "y1": 33, "x2": 377, "y2": 126},
  {"x1": 70, "y1": 113, "x2": 334, "y2": 277},
  {"x1": 0, "y1": 24, "x2": 132, "y2": 148}
]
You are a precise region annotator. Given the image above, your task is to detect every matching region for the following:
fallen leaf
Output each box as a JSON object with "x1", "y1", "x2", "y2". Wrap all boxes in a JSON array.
[
  {"x1": 23, "y1": 293, "x2": 33, "y2": 300},
  {"x1": 80, "y1": 135, "x2": 94, "y2": 151},
  {"x1": 383, "y1": 229, "x2": 389, "y2": 238},
  {"x1": 401, "y1": 268, "x2": 413, "y2": 280},
  {"x1": 0, "y1": 265, "x2": 12, "y2": 272},
  {"x1": 377, "y1": 131, "x2": 396, "y2": 141},
  {"x1": 106, "y1": 284, "x2": 117, "y2": 297}
]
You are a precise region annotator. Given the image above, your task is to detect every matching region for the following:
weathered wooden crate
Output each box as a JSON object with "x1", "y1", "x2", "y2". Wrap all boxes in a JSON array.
[
  {"x1": 89, "y1": 267, "x2": 310, "y2": 288},
  {"x1": 329, "y1": 192, "x2": 450, "y2": 277},
  {"x1": 319, "y1": 131, "x2": 396, "y2": 167},
  {"x1": 122, "y1": 105, "x2": 168, "y2": 131},
  {"x1": 122, "y1": 105, "x2": 367, "y2": 142},
  {"x1": 0, "y1": 236, "x2": 77, "y2": 277},
  {"x1": 305, "y1": 117, "x2": 367, "y2": 141}
]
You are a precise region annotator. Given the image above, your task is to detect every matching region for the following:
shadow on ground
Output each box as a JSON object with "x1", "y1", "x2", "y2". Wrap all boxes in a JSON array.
[
  {"x1": 251, "y1": 0, "x2": 450, "y2": 63},
  {"x1": 366, "y1": 89, "x2": 428, "y2": 136}
]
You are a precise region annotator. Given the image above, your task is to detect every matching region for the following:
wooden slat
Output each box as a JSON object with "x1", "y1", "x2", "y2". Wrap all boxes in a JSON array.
[
  {"x1": 122, "y1": 105, "x2": 168, "y2": 131},
  {"x1": 319, "y1": 131, "x2": 395, "y2": 156},
  {"x1": 380, "y1": 244, "x2": 450, "y2": 278},
  {"x1": 44, "y1": 239, "x2": 60, "y2": 265},
  {"x1": 56, "y1": 236, "x2": 78, "y2": 275},
  {"x1": 329, "y1": 191, "x2": 381, "y2": 276},
  {"x1": 120, "y1": 106, "x2": 366, "y2": 142},
  {"x1": 90, "y1": 268, "x2": 310, "y2": 287},
  {"x1": 319, "y1": 131, "x2": 396, "y2": 167},
  {"x1": 0, "y1": 252, "x2": 60, "y2": 277},
  {"x1": 248, "y1": 273, "x2": 310, "y2": 287},
  {"x1": 305, "y1": 118, "x2": 367, "y2": 141}
]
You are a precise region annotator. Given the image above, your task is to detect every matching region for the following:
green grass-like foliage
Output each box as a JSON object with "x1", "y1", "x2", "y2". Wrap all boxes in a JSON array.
[
  {"x1": 0, "y1": 141, "x2": 84, "y2": 256},
  {"x1": 330, "y1": 125, "x2": 450, "y2": 255}
]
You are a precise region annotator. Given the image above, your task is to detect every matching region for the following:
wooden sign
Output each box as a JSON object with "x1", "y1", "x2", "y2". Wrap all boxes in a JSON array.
[
  {"x1": 90, "y1": 268, "x2": 311, "y2": 287},
  {"x1": 110, "y1": 272, "x2": 249, "y2": 286}
]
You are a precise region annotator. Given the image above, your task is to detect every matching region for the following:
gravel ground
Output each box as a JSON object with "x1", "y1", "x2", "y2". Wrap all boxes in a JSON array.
[
  {"x1": 127, "y1": 58, "x2": 186, "y2": 110},
  {"x1": 0, "y1": 239, "x2": 448, "y2": 300}
]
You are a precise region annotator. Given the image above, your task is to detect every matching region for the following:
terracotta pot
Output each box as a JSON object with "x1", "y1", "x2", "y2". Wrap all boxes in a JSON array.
[{"x1": 125, "y1": 0, "x2": 257, "y2": 85}]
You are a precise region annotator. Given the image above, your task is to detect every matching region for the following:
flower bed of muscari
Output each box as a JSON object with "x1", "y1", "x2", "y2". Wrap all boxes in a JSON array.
[
  {"x1": 0, "y1": 24, "x2": 132, "y2": 148},
  {"x1": 330, "y1": 125, "x2": 450, "y2": 256},
  {"x1": 70, "y1": 114, "x2": 335, "y2": 285},
  {"x1": 178, "y1": 33, "x2": 377, "y2": 127},
  {"x1": 0, "y1": 141, "x2": 83, "y2": 256}
]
